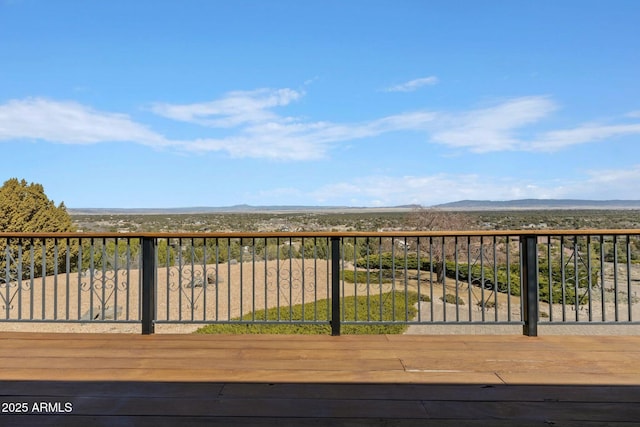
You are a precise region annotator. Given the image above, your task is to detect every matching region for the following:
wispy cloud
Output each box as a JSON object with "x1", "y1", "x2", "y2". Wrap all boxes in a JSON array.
[
  {"x1": 299, "y1": 166, "x2": 640, "y2": 206},
  {"x1": 251, "y1": 173, "x2": 557, "y2": 206},
  {"x1": 427, "y1": 97, "x2": 640, "y2": 153},
  {"x1": 148, "y1": 88, "x2": 438, "y2": 160},
  {"x1": 173, "y1": 111, "x2": 436, "y2": 161},
  {"x1": 531, "y1": 123, "x2": 640, "y2": 151},
  {"x1": 2, "y1": 90, "x2": 639, "y2": 161},
  {"x1": 0, "y1": 91, "x2": 438, "y2": 161},
  {"x1": 310, "y1": 174, "x2": 527, "y2": 206},
  {"x1": 430, "y1": 96, "x2": 557, "y2": 152},
  {"x1": 0, "y1": 98, "x2": 168, "y2": 146},
  {"x1": 567, "y1": 165, "x2": 640, "y2": 200},
  {"x1": 150, "y1": 88, "x2": 303, "y2": 128},
  {"x1": 385, "y1": 76, "x2": 439, "y2": 92}
]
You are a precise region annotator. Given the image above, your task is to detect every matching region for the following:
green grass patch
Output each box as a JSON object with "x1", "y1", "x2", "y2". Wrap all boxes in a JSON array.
[
  {"x1": 194, "y1": 291, "x2": 419, "y2": 335},
  {"x1": 341, "y1": 269, "x2": 395, "y2": 283}
]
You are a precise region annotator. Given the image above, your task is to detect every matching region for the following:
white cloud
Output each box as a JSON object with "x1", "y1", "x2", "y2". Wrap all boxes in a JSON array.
[
  {"x1": 181, "y1": 133, "x2": 329, "y2": 161},
  {"x1": 148, "y1": 88, "x2": 438, "y2": 160},
  {"x1": 531, "y1": 123, "x2": 640, "y2": 151},
  {"x1": 369, "y1": 111, "x2": 437, "y2": 132},
  {"x1": 430, "y1": 96, "x2": 558, "y2": 152},
  {"x1": 0, "y1": 92, "x2": 440, "y2": 161},
  {"x1": 425, "y1": 97, "x2": 640, "y2": 153},
  {"x1": 569, "y1": 165, "x2": 640, "y2": 199},
  {"x1": 2, "y1": 90, "x2": 639, "y2": 162},
  {"x1": 627, "y1": 111, "x2": 640, "y2": 118},
  {"x1": 0, "y1": 98, "x2": 168, "y2": 146},
  {"x1": 303, "y1": 166, "x2": 640, "y2": 207},
  {"x1": 311, "y1": 174, "x2": 489, "y2": 206},
  {"x1": 385, "y1": 76, "x2": 439, "y2": 92},
  {"x1": 150, "y1": 88, "x2": 303, "y2": 128},
  {"x1": 113, "y1": 152, "x2": 640, "y2": 207}
]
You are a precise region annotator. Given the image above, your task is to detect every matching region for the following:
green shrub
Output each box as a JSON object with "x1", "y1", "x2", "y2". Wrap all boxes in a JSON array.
[
  {"x1": 441, "y1": 293, "x2": 465, "y2": 305},
  {"x1": 356, "y1": 253, "x2": 430, "y2": 270},
  {"x1": 355, "y1": 251, "x2": 596, "y2": 305},
  {"x1": 537, "y1": 259, "x2": 596, "y2": 304},
  {"x1": 445, "y1": 261, "x2": 521, "y2": 296},
  {"x1": 194, "y1": 291, "x2": 419, "y2": 335},
  {"x1": 341, "y1": 269, "x2": 397, "y2": 283},
  {"x1": 603, "y1": 240, "x2": 640, "y2": 263},
  {"x1": 446, "y1": 260, "x2": 594, "y2": 305}
]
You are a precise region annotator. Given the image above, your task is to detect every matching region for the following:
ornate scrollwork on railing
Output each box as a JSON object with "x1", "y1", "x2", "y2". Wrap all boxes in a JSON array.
[
  {"x1": 266, "y1": 259, "x2": 318, "y2": 307},
  {"x1": 166, "y1": 265, "x2": 219, "y2": 310},
  {"x1": 458, "y1": 239, "x2": 501, "y2": 312},
  {"x1": 0, "y1": 264, "x2": 32, "y2": 313},
  {"x1": 79, "y1": 269, "x2": 129, "y2": 320},
  {"x1": 0, "y1": 281, "x2": 25, "y2": 312},
  {"x1": 561, "y1": 240, "x2": 593, "y2": 309}
]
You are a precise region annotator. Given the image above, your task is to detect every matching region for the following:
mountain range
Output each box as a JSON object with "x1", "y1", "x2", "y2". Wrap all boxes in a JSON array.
[
  {"x1": 68, "y1": 200, "x2": 640, "y2": 214},
  {"x1": 432, "y1": 199, "x2": 640, "y2": 210}
]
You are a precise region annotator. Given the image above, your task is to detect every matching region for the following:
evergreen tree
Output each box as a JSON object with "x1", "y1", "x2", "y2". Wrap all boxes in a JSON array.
[{"x1": 0, "y1": 178, "x2": 76, "y2": 280}]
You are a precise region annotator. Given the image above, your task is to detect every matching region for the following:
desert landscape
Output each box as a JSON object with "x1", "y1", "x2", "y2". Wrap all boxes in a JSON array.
[{"x1": 2, "y1": 257, "x2": 638, "y2": 335}]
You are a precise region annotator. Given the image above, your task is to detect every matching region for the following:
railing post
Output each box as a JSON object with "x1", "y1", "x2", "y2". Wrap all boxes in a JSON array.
[
  {"x1": 330, "y1": 237, "x2": 341, "y2": 336},
  {"x1": 141, "y1": 236, "x2": 156, "y2": 335},
  {"x1": 521, "y1": 235, "x2": 539, "y2": 337}
]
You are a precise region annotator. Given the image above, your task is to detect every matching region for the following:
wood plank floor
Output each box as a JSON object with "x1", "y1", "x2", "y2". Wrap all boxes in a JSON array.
[{"x1": 0, "y1": 332, "x2": 639, "y2": 426}]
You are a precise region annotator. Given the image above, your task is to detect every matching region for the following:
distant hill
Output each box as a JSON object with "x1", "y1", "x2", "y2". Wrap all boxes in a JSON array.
[
  {"x1": 68, "y1": 200, "x2": 640, "y2": 215},
  {"x1": 69, "y1": 205, "x2": 417, "y2": 215},
  {"x1": 432, "y1": 199, "x2": 640, "y2": 210}
]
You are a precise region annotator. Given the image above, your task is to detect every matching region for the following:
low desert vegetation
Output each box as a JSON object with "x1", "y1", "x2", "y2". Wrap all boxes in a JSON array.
[
  {"x1": 71, "y1": 208, "x2": 640, "y2": 233},
  {"x1": 195, "y1": 291, "x2": 419, "y2": 334},
  {"x1": 441, "y1": 294, "x2": 465, "y2": 305}
]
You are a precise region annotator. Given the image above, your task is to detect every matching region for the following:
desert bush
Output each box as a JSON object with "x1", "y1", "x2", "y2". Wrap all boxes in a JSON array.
[
  {"x1": 441, "y1": 294, "x2": 465, "y2": 305},
  {"x1": 449, "y1": 259, "x2": 595, "y2": 305},
  {"x1": 478, "y1": 300, "x2": 498, "y2": 309},
  {"x1": 418, "y1": 294, "x2": 431, "y2": 302}
]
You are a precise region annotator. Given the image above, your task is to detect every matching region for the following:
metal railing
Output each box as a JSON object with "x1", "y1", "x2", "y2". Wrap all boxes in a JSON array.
[{"x1": 1, "y1": 231, "x2": 638, "y2": 335}]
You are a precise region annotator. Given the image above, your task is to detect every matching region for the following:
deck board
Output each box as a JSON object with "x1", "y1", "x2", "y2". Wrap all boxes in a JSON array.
[{"x1": 0, "y1": 332, "x2": 639, "y2": 425}]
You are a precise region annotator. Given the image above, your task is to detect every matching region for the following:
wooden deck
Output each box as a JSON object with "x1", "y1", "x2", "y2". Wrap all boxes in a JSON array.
[{"x1": 0, "y1": 332, "x2": 639, "y2": 426}]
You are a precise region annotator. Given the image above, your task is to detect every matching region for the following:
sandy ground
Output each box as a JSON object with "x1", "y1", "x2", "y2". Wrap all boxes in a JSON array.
[
  {"x1": 0, "y1": 259, "x2": 389, "y2": 334},
  {"x1": 1, "y1": 260, "x2": 638, "y2": 335}
]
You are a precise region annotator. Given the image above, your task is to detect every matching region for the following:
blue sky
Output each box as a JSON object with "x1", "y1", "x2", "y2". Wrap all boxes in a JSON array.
[{"x1": 1, "y1": 0, "x2": 639, "y2": 208}]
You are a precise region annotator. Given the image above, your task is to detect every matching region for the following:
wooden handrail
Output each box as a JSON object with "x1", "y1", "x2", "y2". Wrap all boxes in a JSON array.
[{"x1": 0, "y1": 229, "x2": 639, "y2": 238}]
